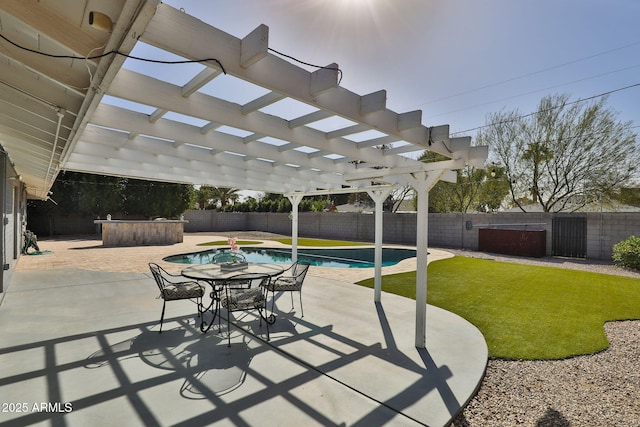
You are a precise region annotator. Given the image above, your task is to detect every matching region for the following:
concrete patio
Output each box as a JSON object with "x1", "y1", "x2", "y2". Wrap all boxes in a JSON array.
[{"x1": 0, "y1": 234, "x2": 487, "y2": 426}]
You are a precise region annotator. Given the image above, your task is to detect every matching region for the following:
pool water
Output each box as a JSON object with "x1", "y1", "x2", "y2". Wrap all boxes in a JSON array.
[{"x1": 163, "y1": 247, "x2": 416, "y2": 268}]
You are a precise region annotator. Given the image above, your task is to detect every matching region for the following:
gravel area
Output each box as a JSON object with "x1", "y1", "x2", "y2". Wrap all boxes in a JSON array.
[{"x1": 447, "y1": 249, "x2": 640, "y2": 427}]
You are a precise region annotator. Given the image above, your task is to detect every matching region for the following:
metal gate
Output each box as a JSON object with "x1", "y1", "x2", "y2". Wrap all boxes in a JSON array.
[{"x1": 552, "y1": 216, "x2": 587, "y2": 258}]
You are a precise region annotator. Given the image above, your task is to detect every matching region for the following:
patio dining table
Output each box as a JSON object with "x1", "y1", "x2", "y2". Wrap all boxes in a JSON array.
[{"x1": 181, "y1": 263, "x2": 285, "y2": 332}]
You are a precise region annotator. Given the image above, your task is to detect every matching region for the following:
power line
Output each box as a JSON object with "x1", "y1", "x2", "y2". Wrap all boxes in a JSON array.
[
  {"x1": 405, "y1": 39, "x2": 640, "y2": 110},
  {"x1": 425, "y1": 63, "x2": 640, "y2": 122},
  {"x1": 451, "y1": 83, "x2": 640, "y2": 136}
]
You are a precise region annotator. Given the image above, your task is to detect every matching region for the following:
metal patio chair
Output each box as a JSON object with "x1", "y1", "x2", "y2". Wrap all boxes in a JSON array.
[
  {"x1": 220, "y1": 272, "x2": 271, "y2": 346},
  {"x1": 149, "y1": 263, "x2": 205, "y2": 333},
  {"x1": 264, "y1": 261, "x2": 310, "y2": 319}
]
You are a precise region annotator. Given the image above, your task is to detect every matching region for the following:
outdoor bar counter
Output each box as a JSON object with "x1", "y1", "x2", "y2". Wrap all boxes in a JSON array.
[{"x1": 94, "y1": 219, "x2": 188, "y2": 246}]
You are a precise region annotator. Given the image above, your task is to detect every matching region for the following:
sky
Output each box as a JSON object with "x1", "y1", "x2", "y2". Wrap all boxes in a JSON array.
[{"x1": 157, "y1": 0, "x2": 639, "y2": 138}]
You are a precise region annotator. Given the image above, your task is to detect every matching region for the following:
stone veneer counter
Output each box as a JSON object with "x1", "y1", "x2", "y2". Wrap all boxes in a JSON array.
[{"x1": 94, "y1": 220, "x2": 188, "y2": 246}]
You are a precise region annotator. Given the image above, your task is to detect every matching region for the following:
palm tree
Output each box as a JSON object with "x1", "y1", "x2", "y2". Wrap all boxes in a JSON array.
[
  {"x1": 194, "y1": 186, "x2": 216, "y2": 209},
  {"x1": 212, "y1": 187, "x2": 241, "y2": 208}
]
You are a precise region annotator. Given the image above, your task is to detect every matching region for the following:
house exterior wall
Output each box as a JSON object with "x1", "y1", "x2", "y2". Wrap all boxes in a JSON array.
[{"x1": 0, "y1": 150, "x2": 27, "y2": 299}]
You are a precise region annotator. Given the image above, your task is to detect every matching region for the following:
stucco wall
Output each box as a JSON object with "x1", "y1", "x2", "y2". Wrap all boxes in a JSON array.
[{"x1": 1, "y1": 152, "x2": 26, "y2": 297}]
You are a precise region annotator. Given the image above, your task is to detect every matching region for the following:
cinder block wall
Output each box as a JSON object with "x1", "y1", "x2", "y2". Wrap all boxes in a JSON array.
[
  {"x1": 587, "y1": 212, "x2": 640, "y2": 259},
  {"x1": 183, "y1": 210, "x2": 640, "y2": 261}
]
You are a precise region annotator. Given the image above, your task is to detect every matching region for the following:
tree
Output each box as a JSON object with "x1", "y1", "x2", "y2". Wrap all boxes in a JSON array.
[
  {"x1": 28, "y1": 171, "x2": 123, "y2": 217},
  {"x1": 211, "y1": 187, "x2": 241, "y2": 208},
  {"x1": 477, "y1": 93, "x2": 640, "y2": 212},
  {"x1": 426, "y1": 166, "x2": 508, "y2": 213},
  {"x1": 416, "y1": 151, "x2": 509, "y2": 213},
  {"x1": 386, "y1": 185, "x2": 414, "y2": 212},
  {"x1": 122, "y1": 179, "x2": 192, "y2": 218},
  {"x1": 193, "y1": 186, "x2": 216, "y2": 210},
  {"x1": 28, "y1": 172, "x2": 193, "y2": 219},
  {"x1": 615, "y1": 187, "x2": 640, "y2": 207},
  {"x1": 477, "y1": 165, "x2": 510, "y2": 212}
]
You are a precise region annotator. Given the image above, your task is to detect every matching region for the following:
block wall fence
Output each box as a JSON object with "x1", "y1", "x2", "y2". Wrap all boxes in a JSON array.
[{"x1": 183, "y1": 210, "x2": 640, "y2": 261}]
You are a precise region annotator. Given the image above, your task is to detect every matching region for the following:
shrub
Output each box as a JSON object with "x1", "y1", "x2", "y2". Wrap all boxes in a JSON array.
[{"x1": 612, "y1": 235, "x2": 640, "y2": 270}]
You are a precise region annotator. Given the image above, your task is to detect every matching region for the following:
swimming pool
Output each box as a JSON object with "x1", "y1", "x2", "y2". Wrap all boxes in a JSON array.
[{"x1": 163, "y1": 247, "x2": 416, "y2": 268}]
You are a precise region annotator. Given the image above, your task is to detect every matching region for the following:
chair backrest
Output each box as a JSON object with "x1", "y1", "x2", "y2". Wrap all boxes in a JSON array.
[
  {"x1": 148, "y1": 262, "x2": 166, "y2": 292},
  {"x1": 291, "y1": 262, "x2": 310, "y2": 285},
  {"x1": 226, "y1": 272, "x2": 270, "y2": 289}
]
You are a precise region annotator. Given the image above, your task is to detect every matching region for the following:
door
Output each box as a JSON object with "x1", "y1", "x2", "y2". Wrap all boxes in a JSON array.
[{"x1": 552, "y1": 216, "x2": 587, "y2": 258}]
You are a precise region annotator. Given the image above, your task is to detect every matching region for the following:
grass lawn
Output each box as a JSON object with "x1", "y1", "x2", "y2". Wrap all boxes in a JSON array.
[
  {"x1": 356, "y1": 256, "x2": 640, "y2": 360},
  {"x1": 269, "y1": 237, "x2": 370, "y2": 246}
]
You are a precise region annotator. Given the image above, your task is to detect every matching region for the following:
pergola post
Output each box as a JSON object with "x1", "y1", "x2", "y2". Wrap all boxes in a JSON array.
[
  {"x1": 367, "y1": 188, "x2": 393, "y2": 302},
  {"x1": 287, "y1": 194, "x2": 304, "y2": 263},
  {"x1": 415, "y1": 185, "x2": 429, "y2": 348},
  {"x1": 408, "y1": 172, "x2": 444, "y2": 349}
]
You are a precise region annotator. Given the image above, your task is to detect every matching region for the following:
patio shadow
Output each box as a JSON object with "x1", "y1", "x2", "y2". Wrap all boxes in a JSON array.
[{"x1": 1, "y1": 268, "x2": 487, "y2": 426}]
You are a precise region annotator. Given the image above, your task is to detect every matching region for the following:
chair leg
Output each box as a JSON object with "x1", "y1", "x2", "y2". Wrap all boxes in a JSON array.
[
  {"x1": 299, "y1": 291, "x2": 304, "y2": 318},
  {"x1": 159, "y1": 300, "x2": 166, "y2": 333},
  {"x1": 264, "y1": 307, "x2": 270, "y2": 341},
  {"x1": 197, "y1": 296, "x2": 204, "y2": 330},
  {"x1": 270, "y1": 290, "x2": 276, "y2": 317},
  {"x1": 227, "y1": 311, "x2": 231, "y2": 347}
]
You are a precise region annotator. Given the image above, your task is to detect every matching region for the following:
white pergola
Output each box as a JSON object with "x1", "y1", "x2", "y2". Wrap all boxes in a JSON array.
[{"x1": 0, "y1": 0, "x2": 487, "y2": 347}]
